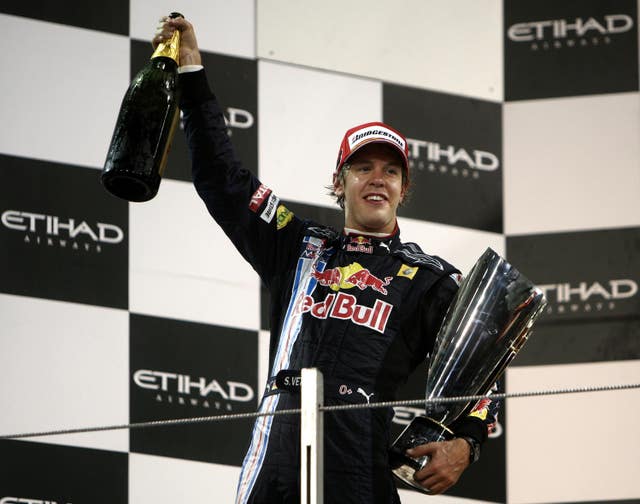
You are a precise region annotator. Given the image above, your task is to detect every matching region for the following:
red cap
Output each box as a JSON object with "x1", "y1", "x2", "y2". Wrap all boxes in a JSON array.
[{"x1": 333, "y1": 121, "x2": 410, "y2": 185}]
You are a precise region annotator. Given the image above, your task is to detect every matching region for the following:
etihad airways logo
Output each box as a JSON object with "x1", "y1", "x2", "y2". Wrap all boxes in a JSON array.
[
  {"x1": 508, "y1": 14, "x2": 634, "y2": 51},
  {"x1": 180, "y1": 107, "x2": 254, "y2": 135},
  {"x1": 225, "y1": 107, "x2": 254, "y2": 131},
  {"x1": 538, "y1": 278, "x2": 638, "y2": 315},
  {"x1": 406, "y1": 138, "x2": 499, "y2": 178},
  {"x1": 391, "y1": 406, "x2": 503, "y2": 438},
  {"x1": 1, "y1": 209, "x2": 124, "y2": 253},
  {"x1": 134, "y1": 369, "x2": 254, "y2": 411}
]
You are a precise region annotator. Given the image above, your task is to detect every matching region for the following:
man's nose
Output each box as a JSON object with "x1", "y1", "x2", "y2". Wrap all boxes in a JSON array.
[{"x1": 369, "y1": 165, "x2": 386, "y2": 185}]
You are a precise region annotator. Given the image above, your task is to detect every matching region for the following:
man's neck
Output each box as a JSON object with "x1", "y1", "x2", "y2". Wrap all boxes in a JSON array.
[{"x1": 343, "y1": 225, "x2": 397, "y2": 238}]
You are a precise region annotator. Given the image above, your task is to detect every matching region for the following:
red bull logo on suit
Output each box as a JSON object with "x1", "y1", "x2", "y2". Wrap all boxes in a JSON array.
[
  {"x1": 311, "y1": 262, "x2": 393, "y2": 295},
  {"x1": 295, "y1": 292, "x2": 393, "y2": 334},
  {"x1": 298, "y1": 262, "x2": 395, "y2": 332}
]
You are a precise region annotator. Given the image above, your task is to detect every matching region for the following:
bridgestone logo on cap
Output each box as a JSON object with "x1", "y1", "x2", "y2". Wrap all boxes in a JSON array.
[{"x1": 348, "y1": 126, "x2": 406, "y2": 151}]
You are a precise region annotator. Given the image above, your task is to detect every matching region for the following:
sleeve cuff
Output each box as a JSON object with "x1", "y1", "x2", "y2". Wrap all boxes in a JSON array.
[
  {"x1": 450, "y1": 415, "x2": 488, "y2": 445},
  {"x1": 178, "y1": 64, "x2": 204, "y2": 73}
]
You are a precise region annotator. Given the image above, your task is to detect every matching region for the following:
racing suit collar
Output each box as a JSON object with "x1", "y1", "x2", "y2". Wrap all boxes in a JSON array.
[
  {"x1": 342, "y1": 220, "x2": 399, "y2": 239},
  {"x1": 340, "y1": 223, "x2": 400, "y2": 254}
]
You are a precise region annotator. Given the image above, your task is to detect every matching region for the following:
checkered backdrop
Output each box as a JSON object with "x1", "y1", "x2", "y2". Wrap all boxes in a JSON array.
[{"x1": 1, "y1": 1, "x2": 639, "y2": 503}]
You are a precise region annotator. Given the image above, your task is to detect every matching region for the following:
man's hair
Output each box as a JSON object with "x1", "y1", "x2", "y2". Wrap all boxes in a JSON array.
[
  {"x1": 326, "y1": 163, "x2": 351, "y2": 209},
  {"x1": 326, "y1": 163, "x2": 411, "y2": 209}
]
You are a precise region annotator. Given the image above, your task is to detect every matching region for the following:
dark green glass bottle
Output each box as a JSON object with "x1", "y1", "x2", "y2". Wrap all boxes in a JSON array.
[{"x1": 102, "y1": 13, "x2": 182, "y2": 202}]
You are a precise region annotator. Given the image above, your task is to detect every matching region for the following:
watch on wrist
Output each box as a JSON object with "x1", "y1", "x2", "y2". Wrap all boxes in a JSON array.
[{"x1": 460, "y1": 436, "x2": 481, "y2": 464}]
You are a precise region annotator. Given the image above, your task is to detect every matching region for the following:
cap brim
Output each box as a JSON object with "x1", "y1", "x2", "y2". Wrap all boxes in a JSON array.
[{"x1": 344, "y1": 138, "x2": 409, "y2": 172}]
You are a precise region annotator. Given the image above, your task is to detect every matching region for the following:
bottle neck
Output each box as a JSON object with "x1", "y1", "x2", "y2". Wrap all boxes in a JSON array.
[{"x1": 151, "y1": 29, "x2": 180, "y2": 64}]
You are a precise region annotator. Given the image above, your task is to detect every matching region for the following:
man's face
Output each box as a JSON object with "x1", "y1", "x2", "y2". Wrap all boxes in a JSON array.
[{"x1": 334, "y1": 143, "x2": 407, "y2": 235}]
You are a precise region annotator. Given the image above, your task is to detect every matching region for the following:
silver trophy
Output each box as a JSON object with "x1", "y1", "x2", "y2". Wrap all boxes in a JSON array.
[{"x1": 390, "y1": 247, "x2": 547, "y2": 492}]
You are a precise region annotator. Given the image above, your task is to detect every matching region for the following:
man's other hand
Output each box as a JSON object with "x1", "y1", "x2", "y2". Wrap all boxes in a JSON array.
[{"x1": 407, "y1": 438, "x2": 471, "y2": 495}]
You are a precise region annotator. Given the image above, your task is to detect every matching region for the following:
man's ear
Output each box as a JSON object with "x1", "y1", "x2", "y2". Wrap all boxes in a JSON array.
[{"x1": 334, "y1": 181, "x2": 344, "y2": 197}]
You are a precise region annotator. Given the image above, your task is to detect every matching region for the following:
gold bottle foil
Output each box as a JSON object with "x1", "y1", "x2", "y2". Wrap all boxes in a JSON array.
[{"x1": 151, "y1": 28, "x2": 180, "y2": 64}]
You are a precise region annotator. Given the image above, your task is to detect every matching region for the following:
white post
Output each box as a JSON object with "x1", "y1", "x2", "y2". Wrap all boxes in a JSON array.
[{"x1": 301, "y1": 367, "x2": 324, "y2": 504}]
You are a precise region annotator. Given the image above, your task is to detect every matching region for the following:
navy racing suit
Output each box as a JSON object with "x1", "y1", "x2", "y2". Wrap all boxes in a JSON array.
[{"x1": 179, "y1": 69, "x2": 497, "y2": 504}]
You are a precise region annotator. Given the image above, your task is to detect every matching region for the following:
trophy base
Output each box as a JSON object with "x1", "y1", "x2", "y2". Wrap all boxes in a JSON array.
[{"x1": 390, "y1": 416, "x2": 454, "y2": 493}]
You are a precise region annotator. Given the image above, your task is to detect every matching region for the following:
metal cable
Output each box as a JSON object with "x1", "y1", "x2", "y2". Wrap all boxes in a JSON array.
[
  {"x1": 1, "y1": 383, "x2": 638, "y2": 440},
  {"x1": 319, "y1": 382, "x2": 640, "y2": 412}
]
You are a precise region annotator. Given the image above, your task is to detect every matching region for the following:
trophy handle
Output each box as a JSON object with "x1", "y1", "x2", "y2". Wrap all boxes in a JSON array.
[{"x1": 389, "y1": 416, "x2": 454, "y2": 493}]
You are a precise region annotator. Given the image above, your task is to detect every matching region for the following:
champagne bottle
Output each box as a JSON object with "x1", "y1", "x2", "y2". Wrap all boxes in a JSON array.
[{"x1": 101, "y1": 12, "x2": 183, "y2": 202}]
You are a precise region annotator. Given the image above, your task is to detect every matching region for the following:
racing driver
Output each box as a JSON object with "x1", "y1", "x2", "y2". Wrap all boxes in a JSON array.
[{"x1": 154, "y1": 15, "x2": 497, "y2": 504}]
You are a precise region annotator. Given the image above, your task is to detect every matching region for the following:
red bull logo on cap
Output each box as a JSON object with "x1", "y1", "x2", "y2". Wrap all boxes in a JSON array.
[{"x1": 311, "y1": 262, "x2": 393, "y2": 295}]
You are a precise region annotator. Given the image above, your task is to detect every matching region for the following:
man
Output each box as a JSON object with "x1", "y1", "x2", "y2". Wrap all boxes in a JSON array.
[{"x1": 154, "y1": 16, "x2": 496, "y2": 504}]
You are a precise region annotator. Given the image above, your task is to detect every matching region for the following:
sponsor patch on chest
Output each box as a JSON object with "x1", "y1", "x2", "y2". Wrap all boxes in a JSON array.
[
  {"x1": 295, "y1": 292, "x2": 392, "y2": 334},
  {"x1": 311, "y1": 262, "x2": 393, "y2": 295}
]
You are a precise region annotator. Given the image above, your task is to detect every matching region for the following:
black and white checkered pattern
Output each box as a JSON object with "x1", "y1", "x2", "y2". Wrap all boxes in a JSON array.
[{"x1": 1, "y1": 1, "x2": 639, "y2": 503}]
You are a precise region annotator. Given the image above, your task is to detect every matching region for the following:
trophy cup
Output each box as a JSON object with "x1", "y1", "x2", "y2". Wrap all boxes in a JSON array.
[{"x1": 390, "y1": 247, "x2": 547, "y2": 492}]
